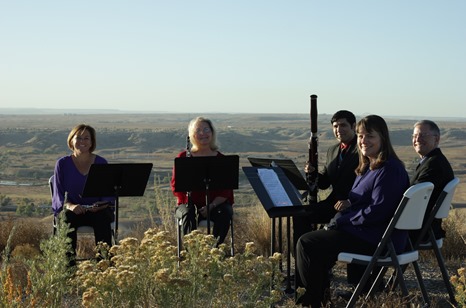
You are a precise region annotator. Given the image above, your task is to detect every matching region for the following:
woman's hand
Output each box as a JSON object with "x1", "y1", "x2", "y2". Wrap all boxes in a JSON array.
[
  {"x1": 198, "y1": 204, "x2": 214, "y2": 218},
  {"x1": 66, "y1": 203, "x2": 87, "y2": 215},
  {"x1": 334, "y1": 200, "x2": 351, "y2": 212}
]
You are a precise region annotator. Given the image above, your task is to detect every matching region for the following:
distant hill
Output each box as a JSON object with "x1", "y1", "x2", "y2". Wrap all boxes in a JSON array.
[{"x1": 1, "y1": 108, "x2": 466, "y2": 122}]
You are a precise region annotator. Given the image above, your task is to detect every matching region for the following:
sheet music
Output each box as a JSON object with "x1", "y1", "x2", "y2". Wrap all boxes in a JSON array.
[{"x1": 257, "y1": 168, "x2": 293, "y2": 207}]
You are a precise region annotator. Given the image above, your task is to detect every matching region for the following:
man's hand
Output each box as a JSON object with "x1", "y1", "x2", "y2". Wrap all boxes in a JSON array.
[{"x1": 304, "y1": 162, "x2": 316, "y2": 174}]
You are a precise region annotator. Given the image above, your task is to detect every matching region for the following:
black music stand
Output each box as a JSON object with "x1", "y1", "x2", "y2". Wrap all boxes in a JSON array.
[
  {"x1": 82, "y1": 163, "x2": 153, "y2": 243},
  {"x1": 174, "y1": 155, "x2": 239, "y2": 234},
  {"x1": 243, "y1": 165, "x2": 305, "y2": 294}
]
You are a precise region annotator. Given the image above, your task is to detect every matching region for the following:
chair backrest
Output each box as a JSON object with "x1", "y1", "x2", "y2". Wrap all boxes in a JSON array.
[
  {"x1": 395, "y1": 182, "x2": 434, "y2": 230},
  {"x1": 435, "y1": 177, "x2": 460, "y2": 219},
  {"x1": 49, "y1": 175, "x2": 54, "y2": 198}
]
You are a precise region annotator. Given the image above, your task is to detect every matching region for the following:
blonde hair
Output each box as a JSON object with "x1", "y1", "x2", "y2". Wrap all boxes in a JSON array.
[{"x1": 188, "y1": 117, "x2": 219, "y2": 151}]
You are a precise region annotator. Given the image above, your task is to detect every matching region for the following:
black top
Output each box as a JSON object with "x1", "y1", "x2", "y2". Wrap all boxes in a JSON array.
[
  {"x1": 318, "y1": 136, "x2": 359, "y2": 203},
  {"x1": 410, "y1": 147, "x2": 454, "y2": 240}
]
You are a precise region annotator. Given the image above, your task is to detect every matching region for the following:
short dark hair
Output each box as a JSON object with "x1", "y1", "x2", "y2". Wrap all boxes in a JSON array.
[{"x1": 331, "y1": 110, "x2": 356, "y2": 126}]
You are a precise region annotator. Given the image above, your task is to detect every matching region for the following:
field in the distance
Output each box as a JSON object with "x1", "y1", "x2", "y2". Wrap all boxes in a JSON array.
[{"x1": 0, "y1": 112, "x2": 465, "y2": 209}]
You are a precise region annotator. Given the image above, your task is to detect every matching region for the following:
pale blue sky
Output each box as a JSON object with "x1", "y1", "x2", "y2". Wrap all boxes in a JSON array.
[{"x1": 1, "y1": 1, "x2": 465, "y2": 117}]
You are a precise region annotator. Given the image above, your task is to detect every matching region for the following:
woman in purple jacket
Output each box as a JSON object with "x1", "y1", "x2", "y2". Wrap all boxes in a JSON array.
[
  {"x1": 52, "y1": 124, "x2": 114, "y2": 265},
  {"x1": 295, "y1": 115, "x2": 409, "y2": 308}
]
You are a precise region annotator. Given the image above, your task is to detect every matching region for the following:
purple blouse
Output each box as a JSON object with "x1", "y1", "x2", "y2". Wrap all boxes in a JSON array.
[
  {"x1": 336, "y1": 156, "x2": 410, "y2": 252},
  {"x1": 51, "y1": 155, "x2": 114, "y2": 215}
]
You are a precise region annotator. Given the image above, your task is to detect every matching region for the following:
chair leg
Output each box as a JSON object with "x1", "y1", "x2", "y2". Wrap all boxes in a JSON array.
[
  {"x1": 111, "y1": 229, "x2": 116, "y2": 246},
  {"x1": 432, "y1": 243, "x2": 457, "y2": 305},
  {"x1": 365, "y1": 266, "x2": 388, "y2": 300},
  {"x1": 388, "y1": 246, "x2": 410, "y2": 298},
  {"x1": 412, "y1": 260, "x2": 430, "y2": 306},
  {"x1": 347, "y1": 263, "x2": 375, "y2": 308},
  {"x1": 177, "y1": 218, "x2": 182, "y2": 265},
  {"x1": 230, "y1": 217, "x2": 234, "y2": 256}
]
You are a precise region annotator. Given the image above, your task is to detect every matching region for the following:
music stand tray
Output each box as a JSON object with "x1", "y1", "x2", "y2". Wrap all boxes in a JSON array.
[
  {"x1": 247, "y1": 157, "x2": 308, "y2": 191},
  {"x1": 82, "y1": 163, "x2": 153, "y2": 243}
]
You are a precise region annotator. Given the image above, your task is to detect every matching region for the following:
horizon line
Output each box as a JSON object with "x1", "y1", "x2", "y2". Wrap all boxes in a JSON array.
[{"x1": 0, "y1": 107, "x2": 465, "y2": 121}]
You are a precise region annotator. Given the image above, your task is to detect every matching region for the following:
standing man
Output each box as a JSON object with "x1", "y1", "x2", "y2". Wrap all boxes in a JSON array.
[
  {"x1": 410, "y1": 120, "x2": 454, "y2": 242},
  {"x1": 293, "y1": 110, "x2": 359, "y2": 248}
]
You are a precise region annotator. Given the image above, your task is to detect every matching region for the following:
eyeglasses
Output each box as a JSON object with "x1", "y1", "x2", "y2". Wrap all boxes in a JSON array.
[
  {"x1": 195, "y1": 127, "x2": 212, "y2": 134},
  {"x1": 412, "y1": 133, "x2": 438, "y2": 139}
]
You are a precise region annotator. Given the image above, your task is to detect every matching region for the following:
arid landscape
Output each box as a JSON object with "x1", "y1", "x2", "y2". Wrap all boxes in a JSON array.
[
  {"x1": 1, "y1": 112, "x2": 465, "y2": 209},
  {"x1": 1, "y1": 112, "x2": 466, "y2": 307}
]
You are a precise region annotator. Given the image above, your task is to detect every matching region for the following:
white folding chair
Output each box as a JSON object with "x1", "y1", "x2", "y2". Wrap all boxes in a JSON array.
[
  {"x1": 413, "y1": 177, "x2": 460, "y2": 306},
  {"x1": 49, "y1": 175, "x2": 116, "y2": 248},
  {"x1": 338, "y1": 182, "x2": 434, "y2": 307}
]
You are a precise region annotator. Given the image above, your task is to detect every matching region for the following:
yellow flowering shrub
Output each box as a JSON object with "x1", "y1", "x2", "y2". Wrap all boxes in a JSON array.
[
  {"x1": 451, "y1": 267, "x2": 466, "y2": 306},
  {"x1": 75, "y1": 229, "x2": 283, "y2": 307}
]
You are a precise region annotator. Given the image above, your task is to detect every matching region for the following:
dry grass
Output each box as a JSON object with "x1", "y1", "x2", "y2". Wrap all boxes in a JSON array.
[
  {"x1": 1, "y1": 201, "x2": 464, "y2": 307},
  {"x1": 0, "y1": 216, "x2": 49, "y2": 253},
  {"x1": 1, "y1": 113, "x2": 466, "y2": 306}
]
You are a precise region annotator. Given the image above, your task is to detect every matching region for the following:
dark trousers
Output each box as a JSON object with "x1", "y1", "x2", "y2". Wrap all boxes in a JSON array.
[
  {"x1": 64, "y1": 209, "x2": 113, "y2": 262},
  {"x1": 295, "y1": 229, "x2": 376, "y2": 308},
  {"x1": 175, "y1": 202, "x2": 233, "y2": 245},
  {"x1": 292, "y1": 199, "x2": 337, "y2": 251}
]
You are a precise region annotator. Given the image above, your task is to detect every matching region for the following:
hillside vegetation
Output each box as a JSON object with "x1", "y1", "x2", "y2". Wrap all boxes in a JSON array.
[{"x1": 0, "y1": 113, "x2": 465, "y2": 206}]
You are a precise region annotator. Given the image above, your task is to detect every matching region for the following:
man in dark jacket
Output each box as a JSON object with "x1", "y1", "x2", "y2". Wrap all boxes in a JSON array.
[
  {"x1": 410, "y1": 120, "x2": 454, "y2": 242},
  {"x1": 293, "y1": 110, "x2": 359, "y2": 248}
]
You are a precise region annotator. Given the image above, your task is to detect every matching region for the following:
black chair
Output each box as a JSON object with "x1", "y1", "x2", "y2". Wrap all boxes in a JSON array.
[
  {"x1": 338, "y1": 182, "x2": 434, "y2": 307},
  {"x1": 49, "y1": 175, "x2": 116, "y2": 247},
  {"x1": 412, "y1": 177, "x2": 460, "y2": 306}
]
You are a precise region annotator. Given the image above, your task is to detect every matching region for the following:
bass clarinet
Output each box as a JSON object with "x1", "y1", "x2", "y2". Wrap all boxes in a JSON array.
[{"x1": 306, "y1": 94, "x2": 318, "y2": 203}]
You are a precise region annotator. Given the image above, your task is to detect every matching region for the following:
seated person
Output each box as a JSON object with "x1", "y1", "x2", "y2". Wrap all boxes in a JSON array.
[
  {"x1": 51, "y1": 124, "x2": 114, "y2": 265},
  {"x1": 171, "y1": 117, "x2": 233, "y2": 246},
  {"x1": 409, "y1": 120, "x2": 454, "y2": 243},
  {"x1": 295, "y1": 115, "x2": 409, "y2": 307},
  {"x1": 294, "y1": 110, "x2": 359, "y2": 247}
]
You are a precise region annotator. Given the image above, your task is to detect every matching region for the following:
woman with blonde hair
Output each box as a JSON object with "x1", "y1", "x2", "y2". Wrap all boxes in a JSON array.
[{"x1": 171, "y1": 117, "x2": 234, "y2": 245}]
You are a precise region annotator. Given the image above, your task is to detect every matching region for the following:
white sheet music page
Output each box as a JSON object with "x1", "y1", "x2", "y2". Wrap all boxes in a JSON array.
[{"x1": 257, "y1": 168, "x2": 293, "y2": 207}]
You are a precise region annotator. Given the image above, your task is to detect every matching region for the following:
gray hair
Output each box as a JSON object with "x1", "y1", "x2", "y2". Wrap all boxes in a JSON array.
[{"x1": 414, "y1": 120, "x2": 440, "y2": 135}]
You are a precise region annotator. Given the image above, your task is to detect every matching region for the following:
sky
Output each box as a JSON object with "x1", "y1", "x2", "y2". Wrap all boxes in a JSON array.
[{"x1": 1, "y1": 1, "x2": 465, "y2": 118}]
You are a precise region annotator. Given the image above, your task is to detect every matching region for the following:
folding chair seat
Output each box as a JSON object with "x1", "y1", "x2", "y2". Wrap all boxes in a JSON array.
[
  {"x1": 338, "y1": 182, "x2": 434, "y2": 308},
  {"x1": 176, "y1": 214, "x2": 235, "y2": 261},
  {"x1": 412, "y1": 177, "x2": 460, "y2": 306},
  {"x1": 49, "y1": 175, "x2": 116, "y2": 251}
]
